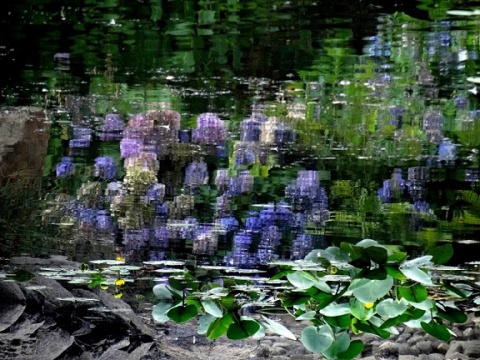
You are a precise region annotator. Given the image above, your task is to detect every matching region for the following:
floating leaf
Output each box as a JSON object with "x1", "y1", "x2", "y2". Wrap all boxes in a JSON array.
[
  {"x1": 320, "y1": 303, "x2": 351, "y2": 317},
  {"x1": 300, "y1": 325, "x2": 334, "y2": 354},
  {"x1": 261, "y1": 316, "x2": 297, "y2": 340}
]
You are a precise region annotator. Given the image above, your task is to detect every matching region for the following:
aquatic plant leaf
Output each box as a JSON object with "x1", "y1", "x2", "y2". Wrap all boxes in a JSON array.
[
  {"x1": 349, "y1": 299, "x2": 374, "y2": 321},
  {"x1": 152, "y1": 284, "x2": 174, "y2": 300},
  {"x1": 427, "y1": 244, "x2": 453, "y2": 265},
  {"x1": 198, "y1": 313, "x2": 216, "y2": 335},
  {"x1": 167, "y1": 304, "x2": 198, "y2": 323},
  {"x1": 206, "y1": 313, "x2": 234, "y2": 340},
  {"x1": 337, "y1": 340, "x2": 364, "y2": 360},
  {"x1": 322, "y1": 332, "x2": 350, "y2": 359},
  {"x1": 323, "y1": 314, "x2": 351, "y2": 330},
  {"x1": 201, "y1": 299, "x2": 223, "y2": 318},
  {"x1": 396, "y1": 284, "x2": 428, "y2": 302},
  {"x1": 399, "y1": 266, "x2": 433, "y2": 285},
  {"x1": 376, "y1": 298, "x2": 408, "y2": 318},
  {"x1": 227, "y1": 319, "x2": 260, "y2": 340},
  {"x1": 436, "y1": 306, "x2": 468, "y2": 323},
  {"x1": 353, "y1": 321, "x2": 390, "y2": 339},
  {"x1": 261, "y1": 315, "x2": 296, "y2": 340},
  {"x1": 320, "y1": 303, "x2": 351, "y2": 317},
  {"x1": 152, "y1": 301, "x2": 172, "y2": 323},
  {"x1": 420, "y1": 320, "x2": 451, "y2": 342},
  {"x1": 287, "y1": 271, "x2": 317, "y2": 289},
  {"x1": 296, "y1": 311, "x2": 316, "y2": 321},
  {"x1": 350, "y1": 277, "x2": 393, "y2": 303},
  {"x1": 300, "y1": 325, "x2": 334, "y2": 354}
]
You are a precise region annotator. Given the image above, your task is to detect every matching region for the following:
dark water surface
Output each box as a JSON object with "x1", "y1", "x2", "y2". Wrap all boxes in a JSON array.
[{"x1": 2, "y1": 0, "x2": 480, "y2": 266}]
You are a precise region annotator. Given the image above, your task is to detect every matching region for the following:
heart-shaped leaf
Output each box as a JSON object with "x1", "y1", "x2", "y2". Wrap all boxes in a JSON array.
[
  {"x1": 376, "y1": 298, "x2": 408, "y2": 318},
  {"x1": 350, "y1": 276, "x2": 393, "y2": 303},
  {"x1": 300, "y1": 325, "x2": 334, "y2": 354},
  {"x1": 337, "y1": 340, "x2": 364, "y2": 360},
  {"x1": 427, "y1": 244, "x2": 453, "y2": 265}
]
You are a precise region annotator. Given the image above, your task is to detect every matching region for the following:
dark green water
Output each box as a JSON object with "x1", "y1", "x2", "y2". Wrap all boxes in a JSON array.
[{"x1": 2, "y1": 0, "x2": 480, "y2": 265}]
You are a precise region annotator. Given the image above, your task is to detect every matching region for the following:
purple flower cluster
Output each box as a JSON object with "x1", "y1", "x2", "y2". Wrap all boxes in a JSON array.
[
  {"x1": 144, "y1": 183, "x2": 166, "y2": 204},
  {"x1": 290, "y1": 233, "x2": 313, "y2": 260},
  {"x1": 94, "y1": 156, "x2": 117, "y2": 180},
  {"x1": 56, "y1": 157, "x2": 75, "y2": 177},
  {"x1": 192, "y1": 113, "x2": 227, "y2": 145},
  {"x1": 422, "y1": 111, "x2": 444, "y2": 144},
  {"x1": 225, "y1": 231, "x2": 254, "y2": 266}
]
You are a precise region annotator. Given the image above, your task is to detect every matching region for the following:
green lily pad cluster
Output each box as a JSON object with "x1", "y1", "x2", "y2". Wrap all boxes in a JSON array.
[{"x1": 152, "y1": 239, "x2": 478, "y2": 360}]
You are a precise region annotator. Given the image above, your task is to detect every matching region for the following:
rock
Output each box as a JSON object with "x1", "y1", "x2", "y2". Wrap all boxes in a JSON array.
[
  {"x1": 0, "y1": 257, "x2": 160, "y2": 359},
  {"x1": 0, "y1": 281, "x2": 26, "y2": 332},
  {"x1": 0, "y1": 107, "x2": 49, "y2": 180}
]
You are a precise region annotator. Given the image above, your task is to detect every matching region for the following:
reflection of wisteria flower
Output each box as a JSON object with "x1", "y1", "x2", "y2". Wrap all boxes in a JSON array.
[
  {"x1": 245, "y1": 211, "x2": 262, "y2": 232},
  {"x1": 95, "y1": 210, "x2": 113, "y2": 231},
  {"x1": 465, "y1": 169, "x2": 480, "y2": 183},
  {"x1": 422, "y1": 110, "x2": 443, "y2": 144},
  {"x1": 144, "y1": 183, "x2": 166, "y2": 204},
  {"x1": 214, "y1": 169, "x2": 230, "y2": 193},
  {"x1": 69, "y1": 127, "x2": 92, "y2": 148},
  {"x1": 124, "y1": 152, "x2": 159, "y2": 173},
  {"x1": 94, "y1": 156, "x2": 117, "y2": 180},
  {"x1": 226, "y1": 231, "x2": 254, "y2": 266},
  {"x1": 153, "y1": 225, "x2": 169, "y2": 249},
  {"x1": 454, "y1": 97, "x2": 468, "y2": 109},
  {"x1": 192, "y1": 113, "x2": 227, "y2": 145},
  {"x1": 218, "y1": 216, "x2": 239, "y2": 232},
  {"x1": 229, "y1": 170, "x2": 254, "y2": 194},
  {"x1": 438, "y1": 139, "x2": 457, "y2": 162},
  {"x1": 120, "y1": 138, "x2": 142, "y2": 158},
  {"x1": 240, "y1": 119, "x2": 262, "y2": 142},
  {"x1": 377, "y1": 168, "x2": 406, "y2": 203},
  {"x1": 184, "y1": 160, "x2": 209, "y2": 188},
  {"x1": 56, "y1": 157, "x2": 75, "y2": 177},
  {"x1": 291, "y1": 233, "x2": 313, "y2": 260},
  {"x1": 193, "y1": 225, "x2": 218, "y2": 255},
  {"x1": 388, "y1": 106, "x2": 405, "y2": 129},
  {"x1": 274, "y1": 125, "x2": 296, "y2": 146},
  {"x1": 215, "y1": 194, "x2": 232, "y2": 217},
  {"x1": 123, "y1": 228, "x2": 150, "y2": 250},
  {"x1": 99, "y1": 113, "x2": 124, "y2": 141}
]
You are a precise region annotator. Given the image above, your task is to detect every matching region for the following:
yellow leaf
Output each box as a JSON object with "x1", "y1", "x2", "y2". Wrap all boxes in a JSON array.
[
  {"x1": 114, "y1": 292, "x2": 123, "y2": 299},
  {"x1": 100, "y1": 284, "x2": 109, "y2": 290},
  {"x1": 115, "y1": 279, "x2": 125, "y2": 286},
  {"x1": 115, "y1": 256, "x2": 126, "y2": 262}
]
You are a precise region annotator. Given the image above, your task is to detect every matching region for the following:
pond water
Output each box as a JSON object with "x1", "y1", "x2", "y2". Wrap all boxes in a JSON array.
[{"x1": 2, "y1": 1, "x2": 480, "y2": 267}]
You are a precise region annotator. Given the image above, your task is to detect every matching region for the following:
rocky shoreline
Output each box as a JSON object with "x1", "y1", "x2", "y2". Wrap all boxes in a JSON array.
[{"x1": 1, "y1": 256, "x2": 479, "y2": 360}]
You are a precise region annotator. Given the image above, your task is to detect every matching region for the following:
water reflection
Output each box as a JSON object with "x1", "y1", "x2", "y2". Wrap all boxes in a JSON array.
[{"x1": 2, "y1": 3, "x2": 480, "y2": 265}]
